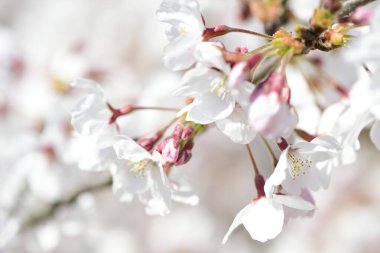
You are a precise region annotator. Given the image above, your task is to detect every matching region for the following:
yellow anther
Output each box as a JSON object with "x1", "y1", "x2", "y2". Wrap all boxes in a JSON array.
[
  {"x1": 210, "y1": 76, "x2": 228, "y2": 99},
  {"x1": 287, "y1": 149, "x2": 313, "y2": 179},
  {"x1": 129, "y1": 159, "x2": 153, "y2": 176}
]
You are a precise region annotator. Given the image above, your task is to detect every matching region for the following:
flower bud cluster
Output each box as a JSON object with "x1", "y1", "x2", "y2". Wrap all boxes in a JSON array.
[{"x1": 153, "y1": 124, "x2": 196, "y2": 167}]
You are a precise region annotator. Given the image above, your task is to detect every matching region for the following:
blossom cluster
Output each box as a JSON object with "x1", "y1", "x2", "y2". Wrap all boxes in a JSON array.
[
  {"x1": 63, "y1": 0, "x2": 380, "y2": 244},
  {"x1": 1, "y1": 0, "x2": 380, "y2": 249}
]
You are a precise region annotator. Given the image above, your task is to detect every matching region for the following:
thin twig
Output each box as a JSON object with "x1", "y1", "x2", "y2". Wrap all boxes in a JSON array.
[
  {"x1": 260, "y1": 136, "x2": 278, "y2": 167},
  {"x1": 338, "y1": 0, "x2": 377, "y2": 18},
  {"x1": 21, "y1": 177, "x2": 112, "y2": 231},
  {"x1": 245, "y1": 144, "x2": 260, "y2": 176},
  {"x1": 133, "y1": 106, "x2": 180, "y2": 112},
  {"x1": 227, "y1": 28, "x2": 274, "y2": 40}
]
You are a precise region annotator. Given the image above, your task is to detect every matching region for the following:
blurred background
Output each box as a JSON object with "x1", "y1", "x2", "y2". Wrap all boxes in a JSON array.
[{"x1": 0, "y1": 0, "x2": 380, "y2": 252}]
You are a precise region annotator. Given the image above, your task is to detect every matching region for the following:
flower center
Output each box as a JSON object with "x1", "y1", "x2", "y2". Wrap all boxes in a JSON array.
[
  {"x1": 179, "y1": 23, "x2": 189, "y2": 36},
  {"x1": 210, "y1": 76, "x2": 228, "y2": 100},
  {"x1": 130, "y1": 159, "x2": 153, "y2": 176},
  {"x1": 287, "y1": 149, "x2": 313, "y2": 179}
]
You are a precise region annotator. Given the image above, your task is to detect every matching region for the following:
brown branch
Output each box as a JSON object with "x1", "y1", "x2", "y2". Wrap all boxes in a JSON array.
[
  {"x1": 20, "y1": 177, "x2": 112, "y2": 231},
  {"x1": 338, "y1": 0, "x2": 377, "y2": 18}
]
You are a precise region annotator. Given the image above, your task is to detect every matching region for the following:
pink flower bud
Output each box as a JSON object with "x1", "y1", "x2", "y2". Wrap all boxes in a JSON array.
[
  {"x1": 39, "y1": 144, "x2": 56, "y2": 161},
  {"x1": 249, "y1": 89, "x2": 298, "y2": 140},
  {"x1": 348, "y1": 7, "x2": 373, "y2": 25},
  {"x1": 181, "y1": 126, "x2": 194, "y2": 141},
  {"x1": 174, "y1": 141, "x2": 194, "y2": 166},
  {"x1": 138, "y1": 131, "x2": 163, "y2": 151},
  {"x1": 268, "y1": 72, "x2": 286, "y2": 93},
  {"x1": 228, "y1": 62, "x2": 248, "y2": 88},
  {"x1": 161, "y1": 137, "x2": 181, "y2": 164},
  {"x1": 228, "y1": 53, "x2": 262, "y2": 88},
  {"x1": 9, "y1": 56, "x2": 24, "y2": 78},
  {"x1": 174, "y1": 149, "x2": 192, "y2": 166},
  {"x1": 172, "y1": 124, "x2": 183, "y2": 139},
  {"x1": 235, "y1": 45, "x2": 248, "y2": 53},
  {"x1": 277, "y1": 137, "x2": 289, "y2": 151},
  {"x1": 249, "y1": 71, "x2": 286, "y2": 103}
]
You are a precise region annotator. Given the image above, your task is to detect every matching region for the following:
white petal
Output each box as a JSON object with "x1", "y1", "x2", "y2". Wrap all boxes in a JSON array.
[
  {"x1": 273, "y1": 194, "x2": 315, "y2": 211},
  {"x1": 171, "y1": 193, "x2": 199, "y2": 206},
  {"x1": 264, "y1": 149, "x2": 289, "y2": 197},
  {"x1": 71, "y1": 78, "x2": 105, "y2": 98},
  {"x1": 113, "y1": 136, "x2": 152, "y2": 162},
  {"x1": 318, "y1": 101, "x2": 349, "y2": 135},
  {"x1": 216, "y1": 106, "x2": 256, "y2": 144},
  {"x1": 71, "y1": 94, "x2": 111, "y2": 136},
  {"x1": 292, "y1": 136, "x2": 340, "y2": 161},
  {"x1": 173, "y1": 65, "x2": 223, "y2": 96},
  {"x1": 249, "y1": 93, "x2": 298, "y2": 139},
  {"x1": 73, "y1": 126, "x2": 118, "y2": 171},
  {"x1": 163, "y1": 37, "x2": 200, "y2": 71},
  {"x1": 222, "y1": 203, "x2": 254, "y2": 244},
  {"x1": 139, "y1": 165, "x2": 172, "y2": 216},
  {"x1": 241, "y1": 198, "x2": 284, "y2": 243},
  {"x1": 157, "y1": 0, "x2": 202, "y2": 25},
  {"x1": 370, "y1": 120, "x2": 380, "y2": 151},
  {"x1": 195, "y1": 42, "x2": 231, "y2": 74},
  {"x1": 186, "y1": 93, "x2": 235, "y2": 124},
  {"x1": 157, "y1": 0, "x2": 204, "y2": 71},
  {"x1": 110, "y1": 166, "x2": 146, "y2": 202},
  {"x1": 231, "y1": 81, "x2": 254, "y2": 108}
]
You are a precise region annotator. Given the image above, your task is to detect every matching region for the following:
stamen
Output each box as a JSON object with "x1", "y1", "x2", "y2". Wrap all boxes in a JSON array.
[
  {"x1": 129, "y1": 159, "x2": 153, "y2": 177},
  {"x1": 209, "y1": 76, "x2": 228, "y2": 99},
  {"x1": 179, "y1": 23, "x2": 188, "y2": 36},
  {"x1": 287, "y1": 149, "x2": 312, "y2": 179}
]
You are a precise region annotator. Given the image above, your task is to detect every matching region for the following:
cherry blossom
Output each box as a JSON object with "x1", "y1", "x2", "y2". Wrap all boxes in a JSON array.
[
  {"x1": 249, "y1": 72, "x2": 298, "y2": 140},
  {"x1": 157, "y1": 0, "x2": 205, "y2": 71},
  {"x1": 264, "y1": 136, "x2": 341, "y2": 196},
  {"x1": 174, "y1": 42, "x2": 256, "y2": 143},
  {"x1": 113, "y1": 135, "x2": 172, "y2": 216},
  {"x1": 222, "y1": 194, "x2": 314, "y2": 243},
  {"x1": 71, "y1": 78, "x2": 112, "y2": 136}
]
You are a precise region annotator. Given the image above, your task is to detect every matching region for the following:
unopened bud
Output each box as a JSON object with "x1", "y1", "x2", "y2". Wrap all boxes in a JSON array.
[
  {"x1": 174, "y1": 141, "x2": 194, "y2": 166},
  {"x1": 342, "y1": 7, "x2": 373, "y2": 25},
  {"x1": 181, "y1": 126, "x2": 194, "y2": 141},
  {"x1": 228, "y1": 62, "x2": 247, "y2": 88},
  {"x1": 138, "y1": 131, "x2": 163, "y2": 151},
  {"x1": 277, "y1": 138, "x2": 289, "y2": 151},
  {"x1": 174, "y1": 149, "x2": 192, "y2": 166},
  {"x1": 161, "y1": 138, "x2": 181, "y2": 164},
  {"x1": 330, "y1": 32, "x2": 345, "y2": 46},
  {"x1": 40, "y1": 144, "x2": 56, "y2": 161},
  {"x1": 310, "y1": 8, "x2": 334, "y2": 32},
  {"x1": 235, "y1": 45, "x2": 248, "y2": 54},
  {"x1": 228, "y1": 53, "x2": 262, "y2": 88},
  {"x1": 173, "y1": 124, "x2": 183, "y2": 139}
]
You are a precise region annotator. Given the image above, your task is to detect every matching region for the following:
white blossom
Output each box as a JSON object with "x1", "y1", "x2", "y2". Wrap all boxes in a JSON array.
[
  {"x1": 71, "y1": 78, "x2": 112, "y2": 136},
  {"x1": 264, "y1": 136, "x2": 341, "y2": 196},
  {"x1": 222, "y1": 194, "x2": 314, "y2": 243},
  {"x1": 113, "y1": 135, "x2": 172, "y2": 216},
  {"x1": 174, "y1": 42, "x2": 256, "y2": 143},
  {"x1": 249, "y1": 90, "x2": 298, "y2": 140},
  {"x1": 157, "y1": 0, "x2": 205, "y2": 71}
]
